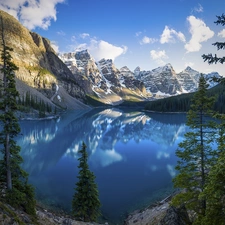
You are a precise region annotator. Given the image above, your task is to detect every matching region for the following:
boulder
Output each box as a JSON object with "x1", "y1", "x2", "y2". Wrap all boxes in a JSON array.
[{"x1": 160, "y1": 205, "x2": 191, "y2": 225}]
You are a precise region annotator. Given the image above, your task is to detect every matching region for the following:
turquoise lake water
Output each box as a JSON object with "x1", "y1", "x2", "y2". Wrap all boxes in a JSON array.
[{"x1": 17, "y1": 108, "x2": 187, "y2": 224}]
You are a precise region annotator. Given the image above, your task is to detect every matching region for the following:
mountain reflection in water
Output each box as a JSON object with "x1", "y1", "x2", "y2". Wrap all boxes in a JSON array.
[{"x1": 18, "y1": 108, "x2": 187, "y2": 224}]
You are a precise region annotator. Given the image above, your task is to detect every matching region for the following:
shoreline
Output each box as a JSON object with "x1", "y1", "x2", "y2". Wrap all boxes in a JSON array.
[
  {"x1": 124, "y1": 190, "x2": 179, "y2": 225},
  {"x1": 34, "y1": 189, "x2": 177, "y2": 225}
]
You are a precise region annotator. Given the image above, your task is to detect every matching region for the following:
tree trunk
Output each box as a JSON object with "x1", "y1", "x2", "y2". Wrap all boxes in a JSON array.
[
  {"x1": 200, "y1": 109, "x2": 206, "y2": 215},
  {"x1": 1, "y1": 16, "x2": 12, "y2": 190},
  {"x1": 5, "y1": 133, "x2": 12, "y2": 190}
]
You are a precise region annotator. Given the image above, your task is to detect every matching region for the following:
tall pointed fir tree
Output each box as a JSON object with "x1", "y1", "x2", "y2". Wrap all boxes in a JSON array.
[
  {"x1": 200, "y1": 151, "x2": 225, "y2": 225},
  {"x1": 72, "y1": 142, "x2": 101, "y2": 222},
  {"x1": 201, "y1": 13, "x2": 225, "y2": 224},
  {"x1": 172, "y1": 74, "x2": 217, "y2": 224},
  {"x1": 0, "y1": 16, "x2": 36, "y2": 216},
  {"x1": 198, "y1": 113, "x2": 225, "y2": 225}
]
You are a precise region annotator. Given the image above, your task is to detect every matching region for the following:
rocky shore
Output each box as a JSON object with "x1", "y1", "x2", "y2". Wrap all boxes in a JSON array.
[
  {"x1": 124, "y1": 193, "x2": 190, "y2": 225},
  {"x1": 0, "y1": 193, "x2": 190, "y2": 225},
  {"x1": 124, "y1": 195, "x2": 171, "y2": 225},
  {"x1": 0, "y1": 200, "x2": 102, "y2": 225}
]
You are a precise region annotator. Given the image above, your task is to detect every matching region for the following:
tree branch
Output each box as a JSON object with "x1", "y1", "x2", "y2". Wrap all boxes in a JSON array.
[{"x1": 215, "y1": 14, "x2": 225, "y2": 26}]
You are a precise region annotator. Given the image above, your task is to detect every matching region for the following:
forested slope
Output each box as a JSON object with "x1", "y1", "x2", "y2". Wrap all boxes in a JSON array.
[{"x1": 144, "y1": 83, "x2": 225, "y2": 113}]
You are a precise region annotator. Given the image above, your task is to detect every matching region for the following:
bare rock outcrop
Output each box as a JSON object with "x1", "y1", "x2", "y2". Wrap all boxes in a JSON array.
[
  {"x1": 160, "y1": 205, "x2": 191, "y2": 225},
  {"x1": 0, "y1": 9, "x2": 87, "y2": 110}
]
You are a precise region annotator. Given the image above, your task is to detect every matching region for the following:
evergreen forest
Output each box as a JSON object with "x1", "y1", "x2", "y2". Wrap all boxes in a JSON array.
[{"x1": 144, "y1": 83, "x2": 225, "y2": 113}]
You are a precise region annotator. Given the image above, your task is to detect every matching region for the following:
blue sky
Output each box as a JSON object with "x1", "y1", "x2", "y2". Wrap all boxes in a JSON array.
[{"x1": 1, "y1": 0, "x2": 225, "y2": 75}]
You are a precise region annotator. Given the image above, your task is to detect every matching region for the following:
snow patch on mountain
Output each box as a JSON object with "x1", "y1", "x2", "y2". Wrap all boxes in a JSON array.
[{"x1": 59, "y1": 50, "x2": 222, "y2": 103}]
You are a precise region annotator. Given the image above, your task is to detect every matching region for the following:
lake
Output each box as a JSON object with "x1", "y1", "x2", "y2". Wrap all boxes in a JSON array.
[{"x1": 17, "y1": 108, "x2": 187, "y2": 224}]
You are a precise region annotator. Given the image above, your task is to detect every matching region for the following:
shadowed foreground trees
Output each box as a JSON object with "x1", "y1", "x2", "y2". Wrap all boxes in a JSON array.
[
  {"x1": 72, "y1": 142, "x2": 101, "y2": 222},
  {"x1": 172, "y1": 13, "x2": 225, "y2": 225},
  {"x1": 0, "y1": 16, "x2": 36, "y2": 216},
  {"x1": 200, "y1": 13, "x2": 225, "y2": 225},
  {"x1": 200, "y1": 151, "x2": 225, "y2": 225},
  {"x1": 172, "y1": 74, "x2": 217, "y2": 224}
]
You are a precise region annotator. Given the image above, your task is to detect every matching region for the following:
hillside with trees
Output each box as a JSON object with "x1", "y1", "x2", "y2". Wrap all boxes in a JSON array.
[
  {"x1": 144, "y1": 83, "x2": 225, "y2": 113},
  {"x1": 0, "y1": 16, "x2": 36, "y2": 220},
  {"x1": 171, "y1": 13, "x2": 225, "y2": 225}
]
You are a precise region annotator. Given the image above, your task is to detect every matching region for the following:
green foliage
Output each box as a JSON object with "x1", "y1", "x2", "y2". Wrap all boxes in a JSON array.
[
  {"x1": 18, "y1": 91, "x2": 52, "y2": 117},
  {"x1": 5, "y1": 181, "x2": 36, "y2": 216},
  {"x1": 145, "y1": 92, "x2": 193, "y2": 112},
  {"x1": 118, "y1": 100, "x2": 148, "y2": 108},
  {"x1": 198, "y1": 113, "x2": 225, "y2": 225},
  {"x1": 26, "y1": 65, "x2": 54, "y2": 77},
  {"x1": 199, "y1": 151, "x2": 225, "y2": 225},
  {"x1": 0, "y1": 17, "x2": 36, "y2": 216},
  {"x1": 202, "y1": 13, "x2": 225, "y2": 84},
  {"x1": 0, "y1": 201, "x2": 26, "y2": 225},
  {"x1": 144, "y1": 83, "x2": 225, "y2": 113},
  {"x1": 172, "y1": 74, "x2": 217, "y2": 221},
  {"x1": 189, "y1": 13, "x2": 225, "y2": 224},
  {"x1": 72, "y1": 142, "x2": 101, "y2": 222}
]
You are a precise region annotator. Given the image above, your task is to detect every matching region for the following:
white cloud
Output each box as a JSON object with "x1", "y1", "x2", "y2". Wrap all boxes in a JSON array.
[
  {"x1": 140, "y1": 36, "x2": 157, "y2": 45},
  {"x1": 218, "y1": 29, "x2": 225, "y2": 38},
  {"x1": 150, "y1": 50, "x2": 168, "y2": 65},
  {"x1": 150, "y1": 50, "x2": 168, "y2": 60},
  {"x1": 68, "y1": 33, "x2": 127, "y2": 61},
  {"x1": 185, "y1": 16, "x2": 214, "y2": 53},
  {"x1": 90, "y1": 148, "x2": 123, "y2": 168},
  {"x1": 135, "y1": 31, "x2": 142, "y2": 37},
  {"x1": 192, "y1": 4, "x2": 204, "y2": 13},
  {"x1": 0, "y1": 0, "x2": 65, "y2": 30},
  {"x1": 57, "y1": 30, "x2": 66, "y2": 36},
  {"x1": 71, "y1": 36, "x2": 76, "y2": 42},
  {"x1": 0, "y1": 0, "x2": 24, "y2": 19},
  {"x1": 167, "y1": 164, "x2": 176, "y2": 177},
  {"x1": 80, "y1": 33, "x2": 90, "y2": 39},
  {"x1": 88, "y1": 40, "x2": 127, "y2": 61},
  {"x1": 75, "y1": 43, "x2": 88, "y2": 51},
  {"x1": 50, "y1": 41, "x2": 59, "y2": 53},
  {"x1": 160, "y1": 26, "x2": 186, "y2": 44}
]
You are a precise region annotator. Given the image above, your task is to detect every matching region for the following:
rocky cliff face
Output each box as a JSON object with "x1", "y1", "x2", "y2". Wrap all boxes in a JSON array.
[
  {"x1": 135, "y1": 64, "x2": 182, "y2": 96},
  {"x1": 1, "y1": 9, "x2": 221, "y2": 108},
  {"x1": 0, "y1": 10, "x2": 87, "y2": 110},
  {"x1": 59, "y1": 50, "x2": 149, "y2": 104},
  {"x1": 61, "y1": 51, "x2": 222, "y2": 102},
  {"x1": 176, "y1": 67, "x2": 200, "y2": 93}
]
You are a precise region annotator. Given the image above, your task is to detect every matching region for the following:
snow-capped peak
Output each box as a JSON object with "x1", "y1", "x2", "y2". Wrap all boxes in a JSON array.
[
  {"x1": 184, "y1": 66, "x2": 198, "y2": 73},
  {"x1": 152, "y1": 63, "x2": 175, "y2": 74},
  {"x1": 120, "y1": 66, "x2": 131, "y2": 72},
  {"x1": 75, "y1": 49, "x2": 92, "y2": 61}
]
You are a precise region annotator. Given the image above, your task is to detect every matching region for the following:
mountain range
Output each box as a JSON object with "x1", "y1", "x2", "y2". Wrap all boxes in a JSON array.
[
  {"x1": 59, "y1": 50, "x2": 221, "y2": 104},
  {"x1": 0, "y1": 9, "x2": 221, "y2": 110}
]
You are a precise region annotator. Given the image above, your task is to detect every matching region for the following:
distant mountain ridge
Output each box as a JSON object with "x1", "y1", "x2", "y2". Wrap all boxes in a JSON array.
[
  {"x1": 59, "y1": 50, "x2": 222, "y2": 103},
  {"x1": 59, "y1": 50, "x2": 149, "y2": 104},
  {"x1": 0, "y1": 8, "x2": 221, "y2": 110}
]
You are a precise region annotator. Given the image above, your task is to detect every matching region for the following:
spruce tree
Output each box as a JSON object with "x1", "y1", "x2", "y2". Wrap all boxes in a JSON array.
[
  {"x1": 200, "y1": 151, "x2": 225, "y2": 225},
  {"x1": 0, "y1": 16, "x2": 36, "y2": 216},
  {"x1": 198, "y1": 113, "x2": 225, "y2": 225},
  {"x1": 172, "y1": 74, "x2": 216, "y2": 223},
  {"x1": 202, "y1": 14, "x2": 225, "y2": 84},
  {"x1": 201, "y1": 13, "x2": 225, "y2": 224},
  {"x1": 72, "y1": 142, "x2": 101, "y2": 222}
]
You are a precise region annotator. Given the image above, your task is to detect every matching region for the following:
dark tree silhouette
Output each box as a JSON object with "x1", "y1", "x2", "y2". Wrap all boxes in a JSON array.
[
  {"x1": 0, "y1": 16, "x2": 36, "y2": 216},
  {"x1": 72, "y1": 142, "x2": 101, "y2": 222}
]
